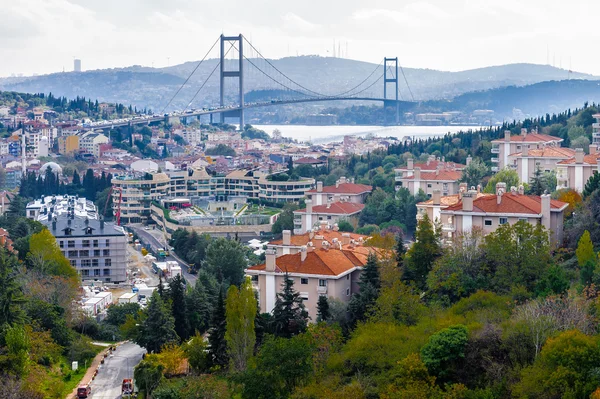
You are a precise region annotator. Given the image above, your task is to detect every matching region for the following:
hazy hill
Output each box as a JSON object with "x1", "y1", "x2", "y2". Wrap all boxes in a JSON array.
[{"x1": 0, "y1": 57, "x2": 596, "y2": 112}]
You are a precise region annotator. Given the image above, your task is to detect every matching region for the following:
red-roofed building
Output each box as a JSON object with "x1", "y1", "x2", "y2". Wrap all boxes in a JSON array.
[
  {"x1": 293, "y1": 157, "x2": 328, "y2": 168},
  {"x1": 293, "y1": 200, "x2": 365, "y2": 234},
  {"x1": 269, "y1": 227, "x2": 368, "y2": 256},
  {"x1": 491, "y1": 129, "x2": 563, "y2": 171},
  {"x1": 556, "y1": 148, "x2": 600, "y2": 192},
  {"x1": 0, "y1": 228, "x2": 16, "y2": 254},
  {"x1": 439, "y1": 182, "x2": 568, "y2": 245},
  {"x1": 508, "y1": 146, "x2": 576, "y2": 184},
  {"x1": 246, "y1": 242, "x2": 382, "y2": 319},
  {"x1": 397, "y1": 167, "x2": 462, "y2": 197},
  {"x1": 395, "y1": 155, "x2": 467, "y2": 177},
  {"x1": 306, "y1": 177, "x2": 372, "y2": 205}
]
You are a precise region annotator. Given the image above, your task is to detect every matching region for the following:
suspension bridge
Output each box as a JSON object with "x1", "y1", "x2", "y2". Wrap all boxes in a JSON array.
[{"x1": 91, "y1": 34, "x2": 415, "y2": 130}]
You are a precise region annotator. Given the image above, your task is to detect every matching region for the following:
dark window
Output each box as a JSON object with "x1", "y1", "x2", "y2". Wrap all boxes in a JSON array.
[
  {"x1": 82, "y1": 240, "x2": 90, "y2": 247},
  {"x1": 484, "y1": 220, "x2": 492, "y2": 226},
  {"x1": 59, "y1": 241, "x2": 64, "y2": 248},
  {"x1": 499, "y1": 217, "x2": 508, "y2": 225},
  {"x1": 318, "y1": 279, "x2": 327, "y2": 287},
  {"x1": 92, "y1": 259, "x2": 99, "y2": 267},
  {"x1": 103, "y1": 249, "x2": 110, "y2": 256},
  {"x1": 94, "y1": 250, "x2": 100, "y2": 257},
  {"x1": 105, "y1": 259, "x2": 111, "y2": 267},
  {"x1": 301, "y1": 278, "x2": 308, "y2": 285}
]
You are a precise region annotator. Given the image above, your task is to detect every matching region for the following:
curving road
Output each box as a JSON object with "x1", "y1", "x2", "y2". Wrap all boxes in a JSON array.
[{"x1": 89, "y1": 342, "x2": 145, "y2": 399}]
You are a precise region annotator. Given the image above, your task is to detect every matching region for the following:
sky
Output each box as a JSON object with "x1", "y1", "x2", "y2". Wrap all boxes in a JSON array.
[{"x1": 2, "y1": 0, "x2": 600, "y2": 77}]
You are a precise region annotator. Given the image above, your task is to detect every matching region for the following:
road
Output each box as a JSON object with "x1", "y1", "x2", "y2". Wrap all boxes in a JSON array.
[
  {"x1": 128, "y1": 225, "x2": 198, "y2": 285},
  {"x1": 89, "y1": 343, "x2": 145, "y2": 399}
]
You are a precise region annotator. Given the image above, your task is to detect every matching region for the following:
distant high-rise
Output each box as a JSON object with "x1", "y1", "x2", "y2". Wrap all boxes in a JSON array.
[{"x1": 74, "y1": 59, "x2": 81, "y2": 72}]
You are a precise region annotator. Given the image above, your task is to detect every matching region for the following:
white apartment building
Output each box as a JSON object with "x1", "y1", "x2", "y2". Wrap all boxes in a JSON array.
[
  {"x1": 79, "y1": 132, "x2": 109, "y2": 157},
  {"x1": 490, "y1": 129, "x2": 563, "y2": 171}
]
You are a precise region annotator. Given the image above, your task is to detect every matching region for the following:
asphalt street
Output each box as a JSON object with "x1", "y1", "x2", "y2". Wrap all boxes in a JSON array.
[{"x1": 89, "y1": 342, "x2": 145, "y2": 399}]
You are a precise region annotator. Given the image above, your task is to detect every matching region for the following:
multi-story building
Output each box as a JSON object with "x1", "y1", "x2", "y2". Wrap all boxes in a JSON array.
[
  {"x1": 306, "y1": 177, "x2": 372, "y2": 205},
  {"x1": 397, "y1": 167, "x2": 462, "y2": 197},
  {"x1": 268, "y1": 227, "x2": 367, "y2": 257},
  {"x1": 111, "y1": 173, "x2": 171, "y2": 224},
  {"x1": 58, "y1": 135, "x2": 80, "y2": 155},
  {"x1": 416, "y1": 185, "x2": 489, "y2": 225},
  {"x1": 293, "y1": 200, "x2": 364, "y2": 234},
  {"x1": 256, "y1": 175, "x2": 315, "y2": 203},
  {"x1": 592, "y1": 113, "x2": 600, "y2": 148},
  {"x1": 79, "y1": 132, "x2": 109, "y2": 157},
  {"x1": 246, "y1": 238, "x2": 382, "y2": 320},
  {"x1": 395, "y1": 156, "x2": 467, "y2": 178},
  {"x1": 508, "y1": 146, "x2": 576, "y2": 184},
  {"x1": 438, "y1": 183, "x2": 568, "y2": 246},
  {"x1": 490, "y1": 129, "x2": 563, "y2": 171},
  {"x1": 556, "y1": 148, "x2": 600, "y2": 192}
]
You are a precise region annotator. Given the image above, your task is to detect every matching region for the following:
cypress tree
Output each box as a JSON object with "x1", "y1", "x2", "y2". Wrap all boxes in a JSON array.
[
  {"x1": 272, "y1": 273, "x2": 309, "y2": 338},
  {"x1": 168, "y1": 274, "x2": 189, "y2": 341},
  {"x1": 349, "y1": 252, "x2": 381, "y2": 324},
  {"x1": 529, "y1": 165, "x2": 545, "y2": 196},
  {"x1": 208, "y1": 289, "x2": 228, "y2": 368},
  {"x1": 396, "y1": 233, "x2": 406, "y2": 269},
  {"x1": 316, "y1": 295, "x2": 330, "y2": 323},
  {"x1": 136, "y1": 291, "x2": 178, "y2": 353}
]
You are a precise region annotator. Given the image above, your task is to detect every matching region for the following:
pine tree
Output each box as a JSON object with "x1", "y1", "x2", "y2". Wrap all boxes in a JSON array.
[
  {"x1": 272, "y1": 273, "x2": 309, "y2": 338},
  {"x1": 208, "y1": 289, "x2": 229, "y2": 368},
  {"x1": 316, "y1": 295, "x2": 330, "y2": 322},
  {"x1": 157, "y1": 274, "x2": 165, "y2": 298},
  {"x1": 583, "y1": 171, "x2": 600, "y2": 198},
  {"x1": 225, "y1": 278, "x2": 256, "y2": 372},
  {"x1": 0, "y1": 248, "x2": 26, "y2": 329},
  {"x1": 403, "y1": 214, "x2": 442, "y2": 291},
  {"x1": 136, "y1": 291, "x2": 178, "y2": 353},
  {"x1": 349, "y1": 252, "x2": 381, "y2": 324},
  {"x1": 529, "y1": 165, "x2": 546, "y2": 196},
  {"x1": 396, "y1": 233, "x2": 406, "y2": 269},
  {"x1": 168, "y1": 274, "x2": 189, "y2": 341}
]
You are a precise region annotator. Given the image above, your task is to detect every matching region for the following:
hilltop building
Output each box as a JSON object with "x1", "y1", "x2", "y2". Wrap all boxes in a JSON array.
[
  {"x1": 491, "y1": 129, "x2": 563, "y2": 171},
  {"x1": 305, "y1": 177, "x2": 372, "y2": 205}
]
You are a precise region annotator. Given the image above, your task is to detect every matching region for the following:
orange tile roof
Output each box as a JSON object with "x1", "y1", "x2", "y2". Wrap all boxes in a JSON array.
[
  {"x1": 396, "y1": 160, "x2": 466, "y2": 171},
  {"x1": 444, "y1": 193, "x2": 568, "y2": 214},
  {"x1": 418, "y1": 192, "x2": 491, "y2": 207},
  {"x1": 492, "y1": 133, "x2": 562, "y2": 143},
  {"x1": 269, "y1": 230, "x2": 367, "y2": 246},
  {"x1": 295, "y1": 202, "x2": 365, "y2": 215},
  {"x1": 402, "y1": 170, "x2": 462, "y2": 181},
  {"x1": 509, "y1": 147, "x2": 576, "y2": 158},
  {"x1": 557, "y1": 154, "x2": 600, "y2": 165},
  {"x1": 307, "y1": 183, "x2": 372, "y2": 194}
]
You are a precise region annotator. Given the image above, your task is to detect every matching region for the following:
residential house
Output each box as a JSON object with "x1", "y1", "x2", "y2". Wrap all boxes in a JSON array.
[
  {"x1": 397, "y1": 167, "x2": 462, "y2": 197},
  {"x1": 491, "y1": 129, "x2": 563, "y2": 171},
  {"x1": 556, "y1": 148, "x2": 600, "y2": 192},
  {"x1": 268, "y1": 228, "x2": 368, "y2": 256},
  {"x1": 306, "y1": 177, "x2": 372, "y2": 205},
  {"x1": 58, "y1": 135, "x2": 79, "y2": 155},
  {"x1": 293, "y1": 200, "x2": 364, "y2": 234},
  {"x1": 79, "y1": 132, "x2": 109, "y2": 157},
  {"x1": 508, "y1": 146, "x2": 576, "y2": 184}
]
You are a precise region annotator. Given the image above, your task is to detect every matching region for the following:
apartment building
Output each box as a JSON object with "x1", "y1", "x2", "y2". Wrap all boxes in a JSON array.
[
  {"x1": 556, "y1": 148, "x2": 600, "y2": 192},
  {"x1": 293, "y1": 200, "x2": 364, "y2": 234},
  {"x1": 508, "y1": 146, "x2": 576, "y2": 184},
  {"x1": 58, "y1": 135, "x2": 79, "y2": 155},
  {"x1": 256, "y1": 174, "x2": 315, "y2": 203},
  {"x1": 79, "y1": 132, "x2": 109, "y2": 157},
  {"x1": 268, "y1": 227, "x2": 367, "y2": 256},
  {"x1": 395, "y1": 156, "x2": 467, "y2": 178},
  {"x1": 438, "y1": 183, "x2": 568, "y2": 246},
  {"x1": 592, "y1": 113, "x2": 600, "y2": 148},
  {"x1": 112, "y1": 173, "x2": 171, "y2": 223},
  {"x1": 490, "y1": 129, "x2": 563, "y2": 171},
  {"x1": 416, "y1": 185, "x2": 489, "y2": 225},
  {"x1": 246, "y1": 239, "x2": 381, "y2": 320},
  {"x1": 397, "y1": 167, "x2": 462, "y2": 197},
  {"x1": 306, "y1": 177, "x2": 372, "y2": 205}
]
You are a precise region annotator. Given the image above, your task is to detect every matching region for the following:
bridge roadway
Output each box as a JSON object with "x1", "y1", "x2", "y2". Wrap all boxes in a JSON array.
[{"x1": 89, "y1": 97, "x2": 414, "y2": 129}]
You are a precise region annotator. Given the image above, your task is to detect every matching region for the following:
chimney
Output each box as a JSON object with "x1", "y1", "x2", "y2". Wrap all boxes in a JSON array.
[
  {"x1": 335, "y1": 180, "x2": 339, "y2": 188},
  {"x1": 333, "y1": 223, "x2": 339, "y2": 231},
  {"x1": 522, "y1": 146, "x2": 528, "y2": 156},
  {"x1": 407, "y1": 158, "x2": 414, "y2": 170},
  {"x1": 317, "y1": 181, "x2": 323, "y2": 192},
  {"x1": 510, "y1": 186, "x2": 517, "y2": 195},
  {"x1": 504, "y1": 131, "x2": 511, "y2": 142},
  {"x1": 496, "y1": 182, "x2": 506, "y2": 204},
  {"x1": 575, "y1": 148, "x2": 584, "y2": 164},
  {"x1": 52, "y1": 220, "x2": 56, "y2": 230},
  {"x1": 339, "y1": 176, "x2": 347, "y2": 184},
  {"x1": 462, "y1": 191, "x2": 474, "y2": 211},
  {"x1": 521, "y1": 128, "x2": 527, "y2": 137},
  {"x1": 308, "y1": 230, "x2": 314, "y2": 240},
  {"x1": 414, "y1": 167, "x2": 421, "y2": 180},
  {"x1": 432, "y1": 189, "x2": 441, "y2": 206},
  {"x1": 541, "y1": 193, "x2": 551, "y2": 232},
  {"x1": 435, "y1": 169, "x2": 439, "y2": 176},
  {"x1": 300, "y1": 246, "x2": 307, "y2": 262},
  {"x1": 320, "y1": 220, "x2": 327, "y2": 231},
  {"x1": 466, "y1": 156, "x2": 472, "y2": 166},
  {"x1": 306, "y1": 199, "x2": 313, "y2": 214},
  {"x1": 518, "y1": 185, "x2": 525, "y2": 195},
  {"x1": 100, "y1": 218, "x2": 105, "y2": 230},
  {"x1": 477, "y1": 184, "x2": 482, "y2": 193},
  {"x1": 265, "y1": 249, "x2": 276, "y2": 272},
  {"x1": 341, "y1": 233, "x2": 351, "y2": 246},
  {"x1": 459, "y1": 182, "x2": 467, "y2": 199},
  {"x1": 282, "y1": 230, "x2": 291, "y2": 246}
]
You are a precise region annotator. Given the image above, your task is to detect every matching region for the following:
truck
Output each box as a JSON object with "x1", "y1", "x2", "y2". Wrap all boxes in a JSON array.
[
  {"x1": 76, "y1": 384, "x2": 91, "y2": 398},
  {"x1": 122, "y1": 378, "x2": 134, "y2": 395}
]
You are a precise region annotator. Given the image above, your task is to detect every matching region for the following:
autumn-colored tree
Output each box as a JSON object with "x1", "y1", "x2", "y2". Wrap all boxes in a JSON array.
[
  {"x1": 554, "y1": 188, "x2": 582, "y2": 217},
  {"x1": 225, "y1": 278, "x2": 256, "y2": 372},
  {"x1": 156, "y1": 343, "x2": 186, "y2": 377},
  {"x1": 576, "y1": 230, "x2": 596, "y2": 267},
  {"x1": 27, "y1": 229, "x2": 78, "y2": 280}
]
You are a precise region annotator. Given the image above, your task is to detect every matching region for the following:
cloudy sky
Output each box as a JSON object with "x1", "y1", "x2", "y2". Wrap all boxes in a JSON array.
[{"x1": 2, "y1": 0, "x2": 599, "y2": 77}]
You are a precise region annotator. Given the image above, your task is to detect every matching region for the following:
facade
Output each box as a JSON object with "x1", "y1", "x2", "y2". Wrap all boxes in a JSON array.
[
  {"x1": 556, "y1": 148, "x2": 600, "y2": 192},
  {"x1": 306, "y1": 177, "x2": 372, "y2": 205},
  {"x1": 416, "y1": 186, "x2": 490, "y2": 225},
  {"x1": 112, "y1": 173, "x2": 171, "y2": 223},
  {"x1": 268, "y1": 228, "x2": 367, "y2": 257},
  {"x1": 395, "y1": 156, "x2": 467, "y2": 177},
  {"x1": 58, "y1": 135, "x2": 80, "y2": 155},
  {"x1": 293, "y1": 200, "x2": 364, "y2": 234},
  {"x1": 79, "y1": 132, "x2": 109, "y2": 157},
  {"x1": 490, "y1": 129, "x2": 563, "y2": 171},
  {"x1": 438, "y1": 183, "x2": 568, "y2": 246},
  {"x1": 508, "y1": 146, "x2": 576, "y2": 184},
  {"x1": 397, "y1": 167, "x2": 462, "y2": 197}
]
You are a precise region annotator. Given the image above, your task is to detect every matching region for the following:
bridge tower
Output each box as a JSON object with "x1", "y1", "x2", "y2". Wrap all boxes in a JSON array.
[
  {"x1": 383, "y1": 57, "x2": 400, "y2": 125},
  {"x1": 219, "y1": 34, "x2": 244, "y2": 128}
]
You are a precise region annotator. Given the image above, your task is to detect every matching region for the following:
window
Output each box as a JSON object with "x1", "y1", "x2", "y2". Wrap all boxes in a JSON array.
[
  {"x1": 103, "y1": 269, "x2": 111, "y2": 276},
  {"x1": 80, "y1": 250, "x2": 89, "y2": 257},
  {"x1": 93, "y1": 240, "x2": 99, "y2": 247},
  {"x1": 301, "y1": 278, "x2": 308, "y2": 285},
  {"x1": 105, "y1": 239, "x2": 110, "y2": 247},
  {"x1": 346, "y1": 288, "x2": 350, "y2": 296},
  {"x1": 81, "y1": 270, "x2": 89, "y2": 277},
  {"x1": 68, "y1": 250, "x2": 78, "y2": 257},
  {"x1": 82, "y1": 240, "x2": 90, "y2": 247},
  {"x1": 81, "y1": 259, "x2": 91, "y2": 267},
  {"x1": 327, "y1": 216, "x2": 332, "y2": 220},
  {"x1": 94, "y1": 250, "x2": 100, "y2": 257},
  {"x1": 67, "y1": 241, "x2": 75, "y2": 248},
  {"x1": 251, "y1": 275, "x2": 258, "y2": 282},
  {"x1": 300, "y1": 293, "x2": 309, "y2": 301},
  {"x1": 484, "y1": 219, "x2": 492, "y2": 226},
  {"x1": 94, "y1": 269, "x2": 100, "y2": 276},
  {"x1": 519, "y1": 218, "x2": 528, "y2": 222},
  {"x1": 105, "y1": 259, "x2": 111, "y2": 267},
  {"x1": 70, "y1": 260, "x2": 77, "y2": 267},
  {"x1": 103, "y1": 249, "x2": 110, "y2": 256},
  {"x1": 427, "y1": 184, "x2": 432, "y2": 188},
  {"x1": 346, "y1": 274, "x2": 350, "y2": 280},
  {"x1": 318, "y1": 279, "x2": 327, "y2": 287},
  {"x1": 92, "y1": 259, "x2": 99, "y2": 267},
  {"x1": 499, "y1": 217, "x2": 508, "y2": 225},
  {"x1": 59, "y1": 241, "x2": 64, "y2": 249}
]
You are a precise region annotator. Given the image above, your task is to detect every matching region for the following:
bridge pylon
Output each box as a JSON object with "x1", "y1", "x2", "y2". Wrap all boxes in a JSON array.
[
  {"x1": 383, "y1": 57, "x2": 400, "y2": 125},
  {"x1": 219, "y1": 34, "x2": 244, "y2": 128}
]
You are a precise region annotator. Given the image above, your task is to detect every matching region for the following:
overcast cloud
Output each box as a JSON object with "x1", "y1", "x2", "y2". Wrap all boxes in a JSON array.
[{"x1": 1, "y1": 0, "x2": 599, "y2": 77}]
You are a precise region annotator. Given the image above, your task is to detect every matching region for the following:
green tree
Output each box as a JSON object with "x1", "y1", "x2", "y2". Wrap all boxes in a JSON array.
[
  {"x1": 0, "y1": 249, "x2": 26, "y2": 329},
  {"x1": 396, "y1": 233, "x2": 406, "y2": 269},
  {"x1": 27, "y1": 228, "x2": 78, "y2": 279},
  {"x1": 420, "y1": 325, "x2": 468, "y2": 381},
  {"x1": 316, "y1": 296, "x2": 330, "y2": 323},
  {"x1": 272, "y1": 273, "x2": 309, "y2": 338},
  {"x1": 529, "y1": 165, "x2": 546, "y2": 196},
  {"x1": 583, "y1": 172, "x2": 600, "y2": 198},
  {"x1": 134, "y1": 355, "x2": 164, "y2": 398},
  {"x1": 349, "y1": 252, "x2": 381, "y2": 324},
  {"x1": 168, "y1": 274, "x2": 189, "y2": 341},
  {"x1": 484, "y1": 168, "x2": 520, "y2": 193},
  {"x1": 567, "y1": 125, "x2": 586, "y2": 141},
  {"x1": 337, "y1": 219, "x2": 354, "y2": 233},
  {"x1": 205, "y1": 144, "x2": 236, "y2": 157},
  {"x1": 205, "y1": 238, "x2": 247, "y2": 286},
  {"x1": 460, "y1": 158, "x2": 488, "y2": 189},
  {"x1": 3, "y1": 325, "x2": 30, "y2": 377},
  {"x1": 576, "y1": 230, "x2": 595, "y2": 267},
  {"x1": 225, "y1": 278, "x2": 256, "y2": 372},
  {"x1": 185, "y1": 332, "x2": 209, "y2": 374},
  {"x1": 271, "y1": 204, "x2": 299, "y2": 235},
  {"x1": 186, "y1": 278, "x2": 214, "y2": 335},
  {"x1": 208, "y1": 290, "x2": 228, "y2": 369},
  {"x1": 403, "y1": 214, "x2": 441, "y2": 290},
  {"x1": 136, "y1": 291, "x2": 178, "y2": 353},
  {"x1": 105, "y1": 302, "x2": 140, "y2": 327}
]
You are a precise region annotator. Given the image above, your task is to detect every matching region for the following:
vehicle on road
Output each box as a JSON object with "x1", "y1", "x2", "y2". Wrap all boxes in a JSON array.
[
  {"x1": 77, "y1": 384, "x2": 91, "y2": 398},
  {"x1": 122, "y1": 378, "x2": 134, "y2": 395}
]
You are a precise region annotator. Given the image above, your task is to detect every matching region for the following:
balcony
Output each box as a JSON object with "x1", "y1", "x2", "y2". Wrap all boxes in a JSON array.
[
  {"x1": 491, "y1": 157, "x2": 499, "y2": 163},
  {"x1": 491, "y1": 147, "x2": 500, "y2": 154},
  {"x1": 441, "y1": 224, "x2": 455, "y2": 232},
  {"x1": 491, "y1": 166, "x2": 499, "y2": 172},
  {"x1": 317, "y1": 286, "x2": 327, "y2": 294},
  {"x1": 593, "y1": 123, "x2": 600, "y2": 129}
]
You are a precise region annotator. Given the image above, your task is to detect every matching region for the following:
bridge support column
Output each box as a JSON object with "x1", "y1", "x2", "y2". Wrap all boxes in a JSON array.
[
  {"x1": 384, "y1": 57, "x2": 400, "y2": 125},
  {"x1": 219, "y1": 34, "x2": 244, "y2": 129}
]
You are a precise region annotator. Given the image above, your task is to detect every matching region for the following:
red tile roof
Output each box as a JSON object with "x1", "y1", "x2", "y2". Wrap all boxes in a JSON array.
[
  {"x1": 418, "y1": 192, "x2": 491, "y2": 207},
  {"x1": 509, "y1": 147, "x2": 576, "y2": 158},
  {"x1": 295, "y1": 202, "x2": 365, "y2": 215},
  {"x1": 396, "y1": 160, "x2": 465, "y2": 172},
  {"x1": 294, "y1": 157, "x2": 325, "y2": 164},
  {"x1": 492, "y1": 133, "x2": 562, "y2": 143},
  {"x1": 269, "y1": 230, "x2": 367, "y2": 246},
  {"x1": 444, "y1": 193, "x2": 568, "y2": 214},
  {"x1": 557, "y1": 154, "x2": 600, "y2": 165},
  {"x1": 307, "y1": 183, "x2": 372, "y2": 194},
  {"x1": 402, "y1": 170, "x2": 462, "y2": 181}
]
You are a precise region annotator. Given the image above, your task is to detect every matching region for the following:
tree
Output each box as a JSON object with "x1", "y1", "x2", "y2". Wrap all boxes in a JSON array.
[
  {"x1": 576, "y1": 230, "x2": 595, "y2": 267},
  {"x1": 349, "y1": 252, "x2": 381, "y2": 324},
  {"x1": 583, "y1": 171, "x2": 600, "y2": 198},
  {"x1": 395, "y1": 233, "x2": 406, "y2": 270},
  {"x1": 529, "y1": 165, "x2": 546, "y2": 196},
  {"x1": 105, "y1": 302, "x2": 140, "y2": 327},
  {"x1": 204, "y1": 238, "x2": 247, "y2": 286},
  {"x1": 420, "y1": 325, "x2": 468, "y2": 381},
  {"x1": 186, "y1": 278, "x2": 214, "y2": 335},
  {"x1": 483, "y1": 168, "x2": 519, "y2": 193},
  {"x1": 271, "y1": 204, "x2": 298, "y2": 235},
  {"x1": 337, "y1": 219, "x2": 354, "y2": 233},
  {"x1": 208, "y1": 290, "x2": 228, "y2": 369},
  {"x1": 185, "y1": 332, "x2": 209, "y2": 374},
  {"x1": 168, "y1": 274, "x2": 189, "y2": 341},
  {"x1": 403, "y1": 214, "x2": 441, "y2": 290},
  {"x1": 205, "y1": 144, "x2": 236, "y2": 157},
  {"x1": 460, "y1": 158, "x2": 488, "y2": 189},
  {"x1": 316, "y1": 296, "x2": 330, "y2": 323},
  {"x1": 136, "y1": 291, "x2": 178, "y2": 353},
  {"x1": 225, "y1": 278, "x2": 257, "y2": 372},
  {"x1": 134, "y1": 355, "x2": 164, "y2": 398},
  {"x1": 27, "y1": 229, "x2": 77, "y2": 279},
  {"x1": 272, "y1": 273, "x2": 309, "y2": 338}
]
